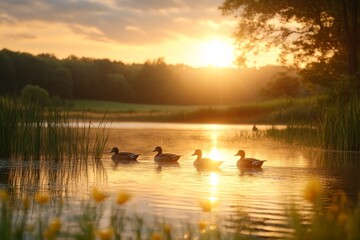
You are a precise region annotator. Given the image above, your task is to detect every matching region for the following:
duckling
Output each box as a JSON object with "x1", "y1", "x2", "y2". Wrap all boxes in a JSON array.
[
  {"x1": 235, "y1": 150, "x2": 265, "y2": 169},
  {"x1": 191, "y1": 149, "x2": 223, "y2": 170},
  {"x1": 110, "y1": 147, "x2": 139, "y2": 162},
  {"x1": 152, "y1": 146, "x2": 181, "y2": 163}
]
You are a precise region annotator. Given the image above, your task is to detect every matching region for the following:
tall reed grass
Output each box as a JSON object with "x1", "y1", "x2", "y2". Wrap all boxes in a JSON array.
[
  {"x1": 265, "y1": 125, "x2": 320, "y2": 146},
  {"x1": 0, "y1": 97, "x2": 110, "y2": 161},
  {"x1": 266, "y1": 96, "x2": 360, "y2": 151},
  {"x1": 319, "y1": 96, "x2": 360, "y2": 151}
]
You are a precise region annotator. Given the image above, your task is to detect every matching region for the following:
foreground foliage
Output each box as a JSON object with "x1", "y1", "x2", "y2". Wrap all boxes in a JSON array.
[{"x1": 1, "y1": 180, "x2": 359, "y2": 240}]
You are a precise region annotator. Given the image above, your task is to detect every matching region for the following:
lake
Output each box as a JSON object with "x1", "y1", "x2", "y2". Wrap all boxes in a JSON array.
[{"x1": 1, "y1": 122, "x2": 360, "y2": 239}]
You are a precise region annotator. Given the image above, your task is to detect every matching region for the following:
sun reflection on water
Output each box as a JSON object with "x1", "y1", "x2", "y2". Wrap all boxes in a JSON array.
[
  {"x1": 209, "y1": 172, "x2": 218, "y2": 186},
  {"x1": 208, "y1": 172, "x2": 219, "y2": 210}
]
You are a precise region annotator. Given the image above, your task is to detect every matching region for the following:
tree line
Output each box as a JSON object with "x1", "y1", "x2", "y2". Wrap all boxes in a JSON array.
[{"x1": 0, "y1": 49, "x2": 293, "y2": 105}]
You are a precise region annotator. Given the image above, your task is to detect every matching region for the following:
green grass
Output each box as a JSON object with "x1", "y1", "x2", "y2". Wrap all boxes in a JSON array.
[
  {"x1": 0, "y1": 97, "x2": 110, "y2": 161},
  {"x1": 264, "y1": 96, "x2": 360, "y2": 151},
  {"x1": 71, "y1": 98, "x2": 320, "y2": 124},
  {"x1": 72, "y1": 99, "x2": 208, "y2": 112},
  {"x1": 319, "y1": 96, "x2": 360, "y2": 151}
]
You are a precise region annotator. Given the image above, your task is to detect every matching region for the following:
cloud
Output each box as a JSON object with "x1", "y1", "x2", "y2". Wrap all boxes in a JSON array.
[
  {"x1": 0, "y1": 0, "x2": 232, "y2": 45},
  {"x1": 6, "y1": 33, "x2": 37, "y2": 39}
]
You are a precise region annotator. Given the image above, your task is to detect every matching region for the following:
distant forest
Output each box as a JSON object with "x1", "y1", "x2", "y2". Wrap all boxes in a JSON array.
[{"x1": 0, "y1": 49, "x2": 285, "y2": 105}]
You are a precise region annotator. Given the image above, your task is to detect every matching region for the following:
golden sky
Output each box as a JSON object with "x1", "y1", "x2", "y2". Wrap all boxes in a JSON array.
[{"x1": 0, "y1": 0, "x2": 277, "y2": 68}]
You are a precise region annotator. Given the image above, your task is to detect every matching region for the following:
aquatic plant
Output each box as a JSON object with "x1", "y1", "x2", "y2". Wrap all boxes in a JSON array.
[
  {"x1": 265, "y1": 124, "x2": 320, "y2": 146},
  {"x1": 319, "y1": 96, "x2": 360, "y2": 151},
  {"x1": 0, "y1": 97, "x2": 110, "y2": 161}
]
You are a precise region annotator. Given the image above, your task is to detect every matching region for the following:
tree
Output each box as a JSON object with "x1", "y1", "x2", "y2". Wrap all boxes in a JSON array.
[
  {"x1": 21, "y1": 84, "x2": 50, "y2": 107},
  {"x1": 220, "y1": 0, "x2": 359, "y2": 87},
  {"x1": 49, "y1": 67, "x2": 73, "y2": 99},
  {"x1": 260, "y1": 72, "x2": 301, "y2": 99}
]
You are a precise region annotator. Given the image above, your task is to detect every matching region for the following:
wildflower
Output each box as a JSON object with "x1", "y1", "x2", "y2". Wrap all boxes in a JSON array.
[
  {"x1": 303, "y1": 179, "x2": 323, "y2": 203},
  {"x1": 0, "y1": 189, "x2": 9, "y2": 201},
  {"x1": 96, "y1": 227, "x2": 114, "y2": 240},
  {"x1": 199, "y1": 199, "x2": 212, "y2": 212},
  {"x1": 35, "y1": 192, "x2": 50, "y2": 205},
  {"x1": 92, "y1": 187, "x2": 108, "y2": 203},
  {"x1": 151, "y1": 232, "x2": 162, "y2": 240},
  {"x1": 198, "y1": 221, "x2": 207, "y2": 232},
  {"x1": 164, "y1": 224, "x2": 171, "y2": 234},
  {"x1": 43, "y1": 218, "x2": 61, "y2": 239},
  {"x1": 116, "y1": 192, "x2": 132, "y2": 205}
]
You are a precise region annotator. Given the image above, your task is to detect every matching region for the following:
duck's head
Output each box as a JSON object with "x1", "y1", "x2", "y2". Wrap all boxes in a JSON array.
[
  {"x1": 191, "y1": 149, "x2": 202, "y2": 157},
  {"x1": 235, "y1": 150, "x2": 245, "y2": 158},
  {"x1": 110, "y1": 147, "x2": 119, "y2": 154},
  {"x1": 152, "y1": 146, "x2": 162, "y2": 153}
]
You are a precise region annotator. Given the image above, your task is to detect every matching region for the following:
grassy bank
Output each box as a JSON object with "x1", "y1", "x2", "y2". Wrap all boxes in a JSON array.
[{"x1": 71, "y1": 98, "x2": 320, "y2": 124}]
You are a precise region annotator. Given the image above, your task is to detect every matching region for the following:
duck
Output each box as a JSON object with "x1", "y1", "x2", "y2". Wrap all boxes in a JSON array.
[
  {"x1": 152, "y1": 146, "x2": 181, "y2": 163},
  {"x1": 110, "y1": 147, "x2": 139, "y2": 162},
  {"x1": 191, "y1": 149, "x2": 223, "y2": 170},
  {"x1": 252, "y1": 124, "x2": 259, "y2": 132},
  {"x1": 235, "y1": 150, "x2": 265, "y2": 169}
]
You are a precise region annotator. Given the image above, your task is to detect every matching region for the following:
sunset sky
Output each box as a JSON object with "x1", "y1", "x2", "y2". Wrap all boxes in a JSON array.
[{"x1": 0, "y1": 0, "x2": 278, "y2": 68}]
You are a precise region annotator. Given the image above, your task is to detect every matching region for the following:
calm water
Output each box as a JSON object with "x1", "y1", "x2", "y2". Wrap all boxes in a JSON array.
[{"x1": 1, "y1": 122, "x2": 360, "y2": 239}]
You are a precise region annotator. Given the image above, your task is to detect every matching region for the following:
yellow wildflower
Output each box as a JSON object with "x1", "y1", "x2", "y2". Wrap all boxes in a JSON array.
[
  {"x1": 116, "y1": 192, "x2": 132, "y2": 205},
  {"x1": 43, "y1": 218, "x2": 61, "y2": 239},
  {"x1": 199, "y1": 199, "x2": 212, "y2": 212},
  {"x1": 0, "y1": 189, "x2": 9, "y2": 201},
  {"x1": 164, "y1": 224, "x2": 171, "y2": 234},
  {"x1": 91, "y1": 187, "x2": 108, "y2": 203},
  {"x1": 198, "y1": 221, "x2": 207, "y2": 232},
  {"x1": 303, "y1": 179, "x2": 323, "y2": 203},
  {"x1": 151, "y1": 232, "x2": 162, "y2": 240},
  {"x1": 35, "y1": 192, "x2": 50, "y2": 205},
  {"x1": 96, "y1": 227, "x2": 114, "y2": 240}
]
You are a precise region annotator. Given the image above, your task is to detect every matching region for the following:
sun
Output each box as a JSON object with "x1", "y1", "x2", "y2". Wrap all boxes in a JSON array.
[{"x1": 199, "y1": 39, "x2": 236, "y2": 68}]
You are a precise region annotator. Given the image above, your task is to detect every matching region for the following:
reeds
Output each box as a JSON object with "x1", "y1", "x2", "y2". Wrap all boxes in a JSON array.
[
  {"x1": 265, "y1": 96, "x2": 360, "y2": 151},
  {"x1": 0, "y1": 97, "x2": 110, "y2": 161},
  {"x1": 319, "y1": 96, "x2": 360, "y2": 151},
  {"x1": 265, "y1": 125, "x2": 320, "y2": 146}
]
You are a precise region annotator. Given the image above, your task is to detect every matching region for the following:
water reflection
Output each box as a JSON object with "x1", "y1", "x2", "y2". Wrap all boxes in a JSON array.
[
  {"x1": 1, "y1": 122, "x2": 359, "y2": 239},
  {"x1": 155, "y1": 162, "x2": 181, "y2": 172},
  {"x1": 1, "y1": 158, "x2": 107, "y2": 198},
  {"x1": 238, "y1": 168, "x2": 264, "y2": 176}
]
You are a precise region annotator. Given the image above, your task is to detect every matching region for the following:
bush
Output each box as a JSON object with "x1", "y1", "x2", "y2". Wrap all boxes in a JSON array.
[{"x1": 21, "y1": 84, "x2": 50, "y2": 107}]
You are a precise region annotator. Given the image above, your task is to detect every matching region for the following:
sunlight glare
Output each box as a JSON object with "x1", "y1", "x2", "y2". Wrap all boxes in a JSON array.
[
  {"x1": 199, "y1": 39, "x2": 235, "y2": 67},
  {"x1": 209, "y1": 148, "x2": 221, "y2": 161},
  {"x1": 208, "y1": 196, "x2": 218, "y2": 204},
  {"x1": 209, "y1": 172, "x2": 218, "y2": 186}
]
